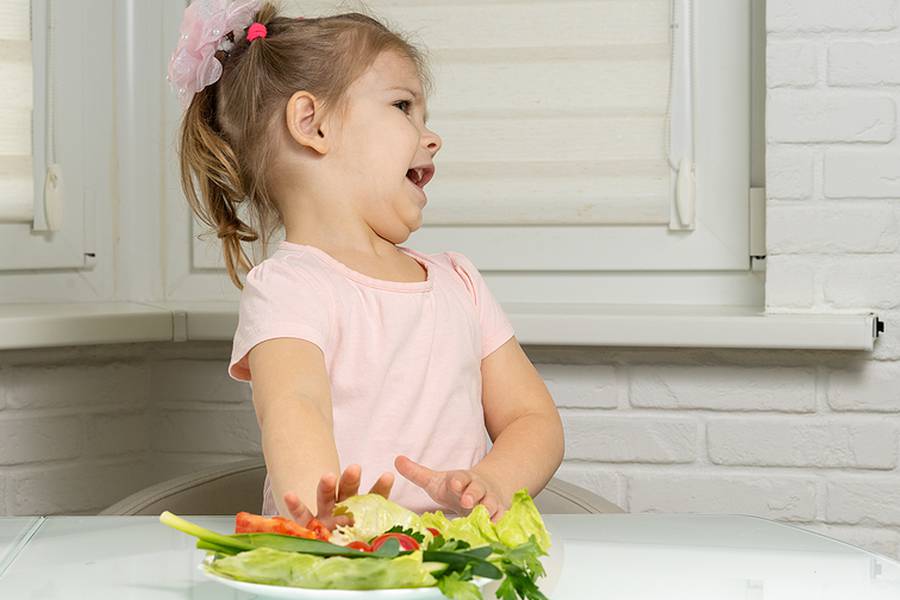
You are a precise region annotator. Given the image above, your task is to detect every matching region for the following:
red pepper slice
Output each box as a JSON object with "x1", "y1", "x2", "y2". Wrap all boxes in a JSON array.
[
  {"x1": 234, "y1": 511, "x2": 317, "y2": 539},
  {"x1": 346, "y1": 540, "x2": 373, "y2": 552},
  {"x1": 370, "y1": 532, "x2": 420, "y2": 551}
]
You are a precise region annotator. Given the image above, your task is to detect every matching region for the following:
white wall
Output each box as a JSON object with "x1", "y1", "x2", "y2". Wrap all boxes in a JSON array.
[
  {"x1": 0, "y1": 342, "x2": 261, "y2": 515},
  {"x1": 0, "y1": 0, "x2": 899, "y2": 562}
]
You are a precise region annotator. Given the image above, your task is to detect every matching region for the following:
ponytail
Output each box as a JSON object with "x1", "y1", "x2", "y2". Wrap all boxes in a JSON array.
[{"x1": 178, "y1": 78, "x2": 258, "y2": 290}]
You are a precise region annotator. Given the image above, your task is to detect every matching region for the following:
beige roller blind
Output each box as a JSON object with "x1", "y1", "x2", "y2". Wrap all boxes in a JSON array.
[
  {"x1": 383, "y1": 0, "x2": 677, "y2": 226},
  {"x1": 194, "y1": 0, "x2": 693, "y2": 269},
  {"x1": 0, "y1": 0, "x2": 34, "y2": 223},
  {"x1": 276, "y1": 0, "x2": 680, "y2": 227}
]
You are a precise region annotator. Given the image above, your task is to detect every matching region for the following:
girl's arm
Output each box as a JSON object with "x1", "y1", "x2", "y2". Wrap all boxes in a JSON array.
[
  {"x1": 249, "y1": 337, "x2": 341, "y2": 518},
  {"x1": 248, "y1": 337, "x2": 393, "y2": 525},
  {"x1": 472, "y1": 335, "x2": 565, "y2": 502}
]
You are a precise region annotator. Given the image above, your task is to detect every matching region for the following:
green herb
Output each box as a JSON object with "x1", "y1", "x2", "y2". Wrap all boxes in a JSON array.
[
  {"x1": 425, "y1": 530, "x2": 548, "y2": 600},
  {"x1": 423, "y1": 549, "x2": 502, "y2": 579},
  {"x1": 490, "y1": 535, "x2": 549, "y2": 600},
  {"x1": 381, "y1": 525, "x2": 426, "y2": 544},
  {"x1": 437, "y1": 569, "x2": 483, "y2": 600},
  {"x1": 160, "y1": 511, "x2": 254, "y2": 554}
]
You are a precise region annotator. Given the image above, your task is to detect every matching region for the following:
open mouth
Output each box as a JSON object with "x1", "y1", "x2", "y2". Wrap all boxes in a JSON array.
[{"x1": 405, "y1": 166, "x2": 434, "y2": 189}]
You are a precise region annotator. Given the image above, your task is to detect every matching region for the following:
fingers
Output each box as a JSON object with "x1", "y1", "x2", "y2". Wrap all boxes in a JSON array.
[
  {"x1": 457, "y1": 477, "x2": 505, "y2": 522},
  {"x1": 394, "y1": 455, "x2": 436, "y2": 489},
  {"x1": 331, "y1": 514, "x2": 353, "y2": 528},
  {"x1": 285, "y1": 465, "x2": 396, "y2": 528},
  {"x1": 449, "y1": 471, "x2": 473, "y2": 501},
  {"x1": 482, "y1": 495, "x2": 503, "y2": 521},
  {"x1": 337, "y1": 464, "x2": 362, "y2": 502},
  {"x1": 368, "y1": 471, "x2": 395, "y2": 498},
  {"x1": 459, "y1": 478, "x2": 485, "y2": 510},
  {"x1": 282, "y1": 491, "x2": 314, "y2": 525},
  {"x1": 314, "y1": 472, "x2": 338, "y2": 519}
]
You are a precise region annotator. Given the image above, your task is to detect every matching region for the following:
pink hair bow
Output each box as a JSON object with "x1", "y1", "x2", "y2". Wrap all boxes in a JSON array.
[{"x1": 166, "y1": 0, "x2": 263, "y2": 109}]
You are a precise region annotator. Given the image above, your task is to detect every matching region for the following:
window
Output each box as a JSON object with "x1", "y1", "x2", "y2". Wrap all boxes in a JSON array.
[
  {"x1": 0, "y1": 0, "x2": 91, "y2": 271},
  {"x1": 183, "y1": 0, "x2": 764, "y2": 307},
  {"x1": 412, "y1": 0, "x2": 761, "y2": 306}
]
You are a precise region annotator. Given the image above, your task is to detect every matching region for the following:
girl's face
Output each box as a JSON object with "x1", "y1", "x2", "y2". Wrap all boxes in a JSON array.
[{"x1": 331, "y1": 51, "x2": 442, "y2": 244}]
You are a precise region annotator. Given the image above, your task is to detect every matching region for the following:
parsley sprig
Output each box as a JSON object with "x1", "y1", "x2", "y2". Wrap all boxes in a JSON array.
[
  {"x1": 380, "y1": 525, "x2": 426, "y2": 544},
  {"x1": 492, "y1": 537, "x2": 549, "y2": 600},
  {"x1": 423, "y1": 534, "x2": 548, "y2": 600}
]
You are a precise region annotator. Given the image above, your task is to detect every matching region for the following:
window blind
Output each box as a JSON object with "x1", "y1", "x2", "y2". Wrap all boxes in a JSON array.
[
  {"x1": 380, "y1": 0, "x2": 687, "y2": 226},
  {"x1": 0, "y1": 0, "x2": 34, "y2": 223}
]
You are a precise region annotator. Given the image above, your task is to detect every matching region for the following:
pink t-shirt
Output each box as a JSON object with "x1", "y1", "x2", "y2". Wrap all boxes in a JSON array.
[{"x1": 228, "y1": 240, "x2": 515, "y2": 515}]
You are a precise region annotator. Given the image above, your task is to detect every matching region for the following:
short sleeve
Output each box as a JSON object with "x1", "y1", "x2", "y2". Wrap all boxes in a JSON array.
[
  {"x1": 228, "y1": 257, "x2": 333, "y2": 382},
  {"x1": 446, "y1": 251, "x2": 515, "y2": 360}
]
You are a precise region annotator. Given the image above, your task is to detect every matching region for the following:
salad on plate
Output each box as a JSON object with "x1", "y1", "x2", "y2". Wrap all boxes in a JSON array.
[{"x1": 161, "y1": 488, "x2": 551, "y2": 600}]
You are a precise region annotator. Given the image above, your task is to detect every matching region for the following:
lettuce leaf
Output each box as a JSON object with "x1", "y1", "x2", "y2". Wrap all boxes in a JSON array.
[
  {"x1": 437, "y1": 571, "x2": 484, "y2": 600},
  {"x1": 494, "y1": 490, "x2": 551, "y2": 553},
  {"x1": 420, "y1": 488, "x2": 550, "y2": 554},
  {"x1": 208, "y1": 546, "x2": 437, "y2": 589},
  {"x1": 331, "y1": 493, "x2": 427, "y2": 544},
  {"x1": 442, "y1": 505, "x2": 499, "y2": 548},
  {"x1": 419, "y1": 509, "x2": 452, "y2": 533}
]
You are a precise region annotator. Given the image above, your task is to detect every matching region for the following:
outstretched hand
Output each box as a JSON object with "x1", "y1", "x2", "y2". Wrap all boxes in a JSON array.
[
  {"x1": 282, "y1": 464, "x2": 394, "y2": 530},
  {"x1": 395, "y1": 455, "x2": 507, "y2": 521}
]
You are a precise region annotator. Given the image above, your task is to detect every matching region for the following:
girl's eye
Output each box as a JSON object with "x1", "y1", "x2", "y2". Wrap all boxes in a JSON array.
[{"x1": 394, "y1": 100, "x2": 412, "y2": 114}]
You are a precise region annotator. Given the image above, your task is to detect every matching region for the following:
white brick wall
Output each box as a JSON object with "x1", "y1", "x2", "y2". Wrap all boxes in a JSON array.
[
  {"x1": 554, "y1": 0, "x2": 900, "y2": 562},
  {"x1": 0, "y1": 343, "x2": 261, "y2": 515},
  {"x1": 0, "y1": 0, "x2": 898, "y2": 566}
]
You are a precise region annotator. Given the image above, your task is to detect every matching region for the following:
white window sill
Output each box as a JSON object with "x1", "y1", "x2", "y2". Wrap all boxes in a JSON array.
[{"x1": 0, "y1": 301, "x2": 881, "y2": 352}]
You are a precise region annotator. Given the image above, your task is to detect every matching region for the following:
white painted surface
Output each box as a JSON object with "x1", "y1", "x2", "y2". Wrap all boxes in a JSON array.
[{"x1": 0, "y1": 302, "x2": 878, "y2": 350}]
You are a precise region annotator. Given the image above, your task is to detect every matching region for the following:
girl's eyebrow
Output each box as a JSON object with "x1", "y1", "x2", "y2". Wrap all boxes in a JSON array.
[{"x1": 387, "y1": 86, "x2": 430, "y2": 124}]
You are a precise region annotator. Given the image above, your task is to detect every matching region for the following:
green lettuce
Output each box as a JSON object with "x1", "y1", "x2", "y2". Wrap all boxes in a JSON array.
[
  {"x1": 331, "y1": 493, "x2": 428, "y2": 544},
  {"x1": 208, "y1": 546, "x2": 438, "y2": 589},
  {"x1": 494, "y1": 490, "x2": 551, "y2": 553},
  {"x1": 420, "y1": 488, "x2": 550, "y2": 554},
  {"x1": 442, "y1": 505, "x2": 500, "y2": 548},
  {"x1": 419, "y1": 509, "x2": 452, "y2": 533}
]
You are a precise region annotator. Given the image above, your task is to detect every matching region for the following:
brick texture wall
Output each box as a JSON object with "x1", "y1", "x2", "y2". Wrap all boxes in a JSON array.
[
  {"x1": 763, "y1": 0, "x2": 900, "y2": 556},
  {"x1": 0, "y1": 342, "x2": 261, "y2": 515}
]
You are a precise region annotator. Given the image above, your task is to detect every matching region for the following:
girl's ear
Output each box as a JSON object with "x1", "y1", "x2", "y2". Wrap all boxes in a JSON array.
[{"x1": 286, "y1": 90, "x2": 329, "y2": 154}]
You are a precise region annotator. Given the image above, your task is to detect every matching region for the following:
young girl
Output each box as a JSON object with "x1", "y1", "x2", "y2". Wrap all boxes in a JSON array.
[{"x1": 168, "y1": 0, "x2": 564, "y2": 526}]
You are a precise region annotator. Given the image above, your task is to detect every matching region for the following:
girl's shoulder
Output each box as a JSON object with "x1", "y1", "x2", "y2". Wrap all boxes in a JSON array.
[{"x1": 242, "y1": 243, "x2": 335, "y2": 295}]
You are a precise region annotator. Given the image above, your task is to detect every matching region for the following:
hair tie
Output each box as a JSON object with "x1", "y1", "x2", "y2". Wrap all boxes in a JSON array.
[{"x1": 247, "y1": 22, "x2": 267, "y2": 41}]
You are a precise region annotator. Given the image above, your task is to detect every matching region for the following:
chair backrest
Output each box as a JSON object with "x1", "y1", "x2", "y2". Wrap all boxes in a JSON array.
[{"x1": 101, "y1": 457, "x2": 623, "y2": 516}]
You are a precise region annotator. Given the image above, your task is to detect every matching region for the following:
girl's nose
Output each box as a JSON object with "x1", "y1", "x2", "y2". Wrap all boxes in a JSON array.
[{"x1": 423, "y1": 128, "x2": 442, "y2": 156}]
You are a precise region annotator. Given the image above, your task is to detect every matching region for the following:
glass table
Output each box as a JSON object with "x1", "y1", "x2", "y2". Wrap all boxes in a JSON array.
[
  {"x1": 0, "y1": 516, "x2": 42, "y2": 577},
  {"x1": 0, "y1": 513, "x2": 898, "y2": 599}
]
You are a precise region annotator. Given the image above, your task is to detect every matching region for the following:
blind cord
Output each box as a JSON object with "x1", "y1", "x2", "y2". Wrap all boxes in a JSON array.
[{"x1": 664, "y1": 0, "x2": 693, "y2": 173}]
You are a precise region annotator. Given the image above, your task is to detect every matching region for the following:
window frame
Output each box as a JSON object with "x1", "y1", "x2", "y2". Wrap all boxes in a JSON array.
[
  {"x1": 178, "y1": 0, "x2": 764, "y2": 308},
  {"x1": 0, "y1": 0, "x2": 94, "y2": 272}
]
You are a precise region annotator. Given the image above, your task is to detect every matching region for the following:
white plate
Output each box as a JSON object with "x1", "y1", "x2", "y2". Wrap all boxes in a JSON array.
[{"x1": 199, "y1": 565, "x2": 491, "y2": 600}]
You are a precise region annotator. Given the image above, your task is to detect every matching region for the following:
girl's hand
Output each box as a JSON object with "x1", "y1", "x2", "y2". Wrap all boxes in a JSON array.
[
  {"x1": 281, "y1": 464, "x2": 394, "y2": 530},
  {"x1": 395, "y1": 455, "x2": 507, "y2": 521}
]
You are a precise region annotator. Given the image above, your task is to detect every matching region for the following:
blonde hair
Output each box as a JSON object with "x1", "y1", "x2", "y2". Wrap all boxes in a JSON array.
[{"x1": 176, "y1": 1, "x2": 433, "y2": 289}]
